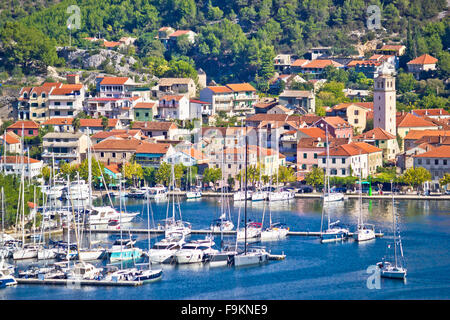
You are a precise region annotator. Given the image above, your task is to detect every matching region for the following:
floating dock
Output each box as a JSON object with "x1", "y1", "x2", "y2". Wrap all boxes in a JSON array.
[
  {"x1": 16, "y1": 278, "x2": 143, "y2": 286},
  {"x1": 82, "y1": 228, "x2": 383, "y2": 238}
]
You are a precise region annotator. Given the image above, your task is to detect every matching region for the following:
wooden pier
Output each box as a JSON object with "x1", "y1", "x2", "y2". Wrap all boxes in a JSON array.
[
  {"x1": 83, "y1": 228, "x2": 384, "y2": 238},
  {"x1": 16, "y1": 278, "x2": 143, "y2": 286}
]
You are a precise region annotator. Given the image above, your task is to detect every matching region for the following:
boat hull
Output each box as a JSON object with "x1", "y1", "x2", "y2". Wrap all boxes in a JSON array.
[
  {"x1": 108, "y1": 248, "x2": 142, "y2": 262},
  {"x1": 353, "y1": 229, "x2": 376, "y2": 242},
  {"x1": 234, "y1": 251, "x2": 268, "y2": 267}
]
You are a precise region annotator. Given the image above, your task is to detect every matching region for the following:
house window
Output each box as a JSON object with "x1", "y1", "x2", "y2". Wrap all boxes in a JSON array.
[
  {"x1": 228, "y1": 164, "x2": 231, "y2": 169},
  {"x1": 354, "y1": 110, "x2": 359, "y2": 115},
  {"x1": 426, "y1": 159, "x2": 430, "y2": 165},
  {"x1": 68, "y1": 111, "x2": 73, "y2": 116},
  {"x1": 136, "y1": 112, "x2": 140, "y2": 117},
  {"x1": 302, "y1": 164, "x2": 306, "y2": 169},
  {"x1": 55, "y1": 111, "x2": 60, "y2": 116},
  {"x1": 435, "y1": 159, "x2": 439, "y2": 165},
  {"x1": 444, "y1": 160, "x2": 447, "y2": 165},
  {"x1": 112, "y1": 152, "x2": 116, "y2": 158},
  {"x1": 322, "y1": 158, "x2": 326, "y2": 164},
  {"x1": 28, "y1": 130, "x2": 33, "y2": 135},
  {"x1": 100, "y1": 152, "x2": 104, "y2": 157},
  {"x1": 332, "y1": 158, "x2": 336, "y2": 164},
  {"x1": 303, "y1": 153, "x2": 307, "y2": 159},
  {"x1": 314, "y1": 153, "x2": 317, "y2": 159},
  {"x1": 341, "y1": 169, "x2": 346, "y2": 175},
  {"x1": 354, "y1": 119, "x2": 359, "y2": 124},
  {"x1": 123, "y1": 153, "x2": 126, "y2": 159},
  {"x1": 55, "y1": 102, "x2": 60, "y2": 106},
  {"x1": 342, "y1": 158, "x2": 345, "y2": 164}
]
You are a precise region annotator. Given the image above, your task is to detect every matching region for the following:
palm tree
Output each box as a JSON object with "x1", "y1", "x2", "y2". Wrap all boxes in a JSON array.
[{"x1": 72, "y1": 117, "x2": 80, "y2": 133}]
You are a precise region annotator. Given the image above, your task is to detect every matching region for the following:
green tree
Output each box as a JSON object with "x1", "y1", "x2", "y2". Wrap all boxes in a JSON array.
[
  {"x1": 122, "y1": 161, "x2": 143, "y2": 187},
  {"x1": 401, "y1": 167, "x2": 431, "y2": 190},
  {"x1": 305, "y1": 167, "x2": 324, "y2": 189},
  {"x1": 155, "y1": 162, "x2": 172, "y2": 186}
]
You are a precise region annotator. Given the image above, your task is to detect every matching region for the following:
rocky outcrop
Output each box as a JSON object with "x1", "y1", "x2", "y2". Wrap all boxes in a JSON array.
[{"x1": 58, "y1": 47, "x2": 138, "y2": 75}]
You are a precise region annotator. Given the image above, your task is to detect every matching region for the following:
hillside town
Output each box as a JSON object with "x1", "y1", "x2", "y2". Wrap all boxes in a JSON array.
[{"x1": 1, "y1": 43, "x2": 449, "y2": 194}]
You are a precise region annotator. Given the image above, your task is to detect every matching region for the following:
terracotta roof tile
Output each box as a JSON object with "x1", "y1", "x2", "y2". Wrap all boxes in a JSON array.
[
  {"x1": 413, "y1": 145, "x2": 450, "y2": 158},
  {"x1": 302, "y1": 59, "x2": 343, "y2": 69},
  {"x1": 354, "y1": 127, "x2": 396, "y2": 140},
  {"x1": 100, "y1": 77, "x2": 130, "y2": 85},
  {"x1": 7, "y1": 121, "x2": 39, "y2": 129},
  {"x1": 226, "y1": 83, "x2": 256, "y2": 92},
  {"x1": 396, "y1": 113, "x2": 438, "y2": 128},
  {"x1": 407, "y1": 54, "x2": 438, "y2": 65}
]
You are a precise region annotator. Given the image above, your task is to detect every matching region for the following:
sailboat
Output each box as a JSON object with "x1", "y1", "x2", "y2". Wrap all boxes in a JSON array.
[
  {"x1": 13, "y1": 128, "x2": 39, "y2": 260},
  {"x1": 261, "y1": 198, "x2": 289, "y2": 240},
  {"x1": 252, "y1": 133, "x2": 268, "y2": 202},
  {"x1": 320, "y1": 138, "x2": 349, "y2": 243},
  {"x1": 353, "y1": 162, "x2": 376, "y2": 242},
  {"x1": 106, "y1": 179, "x2": 142, "y2": 262},
  {"x1": 234, "y1": 135, "x2": 269, "y2": 267},
  {"x1": 321, "y1": 125, "x2": 344, "y2": 202},
  {"x1": 210, "y1": 148, "x2": 234, "y2": 232},
  {"x1": 376, "y1": 184, "x2": 407, "y2": 280},
  {"x1": 161, "y1": 165, "x2": 192, "y2": 238},
  {"x1": 186, "y1": 166, "x2": 202, "y2": 199}
]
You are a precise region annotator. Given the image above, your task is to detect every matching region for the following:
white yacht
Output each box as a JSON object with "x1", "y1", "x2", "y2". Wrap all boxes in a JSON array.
[
  {"x1": 376, "y1": 188, "x2": 407, "y2": 280},
  {"x1": 147, "y1": 186, "x2": 168, "y2": 201},
  {"x1": 322, "y1": 192, "x2": 345, "y2": 202},
  {"x1": 233, "y1": 190, "x2": 251, "y2": 201},
  {"x1": 64, "y1": 180, "x2": 90, "y2": 201},
  {"x1": 268, "y1": 190, "x2": 294, "y2": 202},
  {"x1": 261, "y1": 223, "x2": 289, "y2": 240},
  {"x1": 146, "y1": 234, "x2": 185, "y2": 264},
  {"x1": 186, "y1": 189, "x2": 202, "y2": 199},
  {"x1": 251, "y1": 191, "x2": 268, "y2": 202},
  {"x1": 237, "y1": 222, "x2": 262, "y2": 241},
  {"x1": 0, "y1": 258, "x2": 17, "y2": 287},
  {"x1": 88, "y1": 206, "x2": 138, "y2": 225},
  {"x1": 353, "y1": 174, "x2": 376, "y2": 242},
  {"x1": 174, "y1": 237, "x2": 218, "y2": 264},
  {"x1": 234, "y1": 247, "x2": 269, "y2": 267},
  {"x1": 67, "y1": 262, "x2": 103, "y2": 280},
  {"x1": 13, "y1": 244, "x2": 39, "y2": 260}
]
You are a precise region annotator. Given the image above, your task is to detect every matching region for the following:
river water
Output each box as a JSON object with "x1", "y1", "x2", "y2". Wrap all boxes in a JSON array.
[{"x1": 1, "y1": 197, "x2": 449, "y2": 300}]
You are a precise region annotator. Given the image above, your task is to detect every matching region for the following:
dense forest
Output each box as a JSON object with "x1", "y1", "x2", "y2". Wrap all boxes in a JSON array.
[{"x1": 0, "y1": 0, "x2": 449, "y2": 86}]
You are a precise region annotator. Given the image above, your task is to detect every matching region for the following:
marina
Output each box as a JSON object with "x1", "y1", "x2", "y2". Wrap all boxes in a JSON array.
[{"x1": 1, "y1": 196, "x2": 450, "y2": 299}]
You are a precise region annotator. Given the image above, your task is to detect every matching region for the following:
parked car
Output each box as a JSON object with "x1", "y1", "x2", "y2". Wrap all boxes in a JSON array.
[
  {"x1": 297, "y1": 185, "x2": 313, "y2": 193},
  {"x1": 331, "y1": 187, "x2": 347, "y2": 193}
]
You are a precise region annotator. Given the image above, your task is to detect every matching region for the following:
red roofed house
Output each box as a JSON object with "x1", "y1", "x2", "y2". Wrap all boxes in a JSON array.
[
  {"x1": 135, "y1": 142, "x2": 175, "y2": 168},
  {"x1": 91, "y1": 129, "x2": 144, "y2": 144},
  {"x1": 407, "y1": 54, "x2": 438, "y2": 79},
  {"x1": 0, "y1": 156, "x2": 43, "y2": 178},
  {"x1": 376, "y1": 45, "x2": 406, "y2": 56},
  {"x1": 48, "y1": 83, "x2": 86, "y2": 118},
  {"x1": 158, "y1": 95, "x2": 190, "y2": 120},
  {"x1": 413, "y1": 145, "x2": 450, "y2": 188},
  {"x1": 318, "y1": 142, "x2": 383, "y2": 178},
  {"x1": 328, "y1": 102, "x2": 374, "y2": 134},
  {"x1": 133, "y1": 102, "x2": 157, "y2": 122},
  {"x1": 131, "y1": 121, "x2": 179, "y2": 140},
  {"x1": 300, "y1": 59, "x2": 344, "y2": 78},
  {"x1": 411, "y1": 108, "x2": 449, "y2": 120},
  {"x1": 168, "y1": 30, "x2": 196, "y2": 44},
  {"x1": 96, "y1": 76, "x2": 136, "y2": 98},
  {"x1": 354, "y1": 127, "x2": 400, "y2": 161},
  {"x1": 92, "y1": 137, "x2": 147, "y2": 165},
  {"x1": 313, "y1": 117, "x2": 353, "y2": 139},
  {"x1": 199, "y1": 83, "x2": 258, "y2": 116},
  {"x1": 296, "y1": 137, "x2": 349, "y2": 179},
  {"x1": 0, "y1": 132, "x2": 22, "y2": 154},
  {"x1": 7, "y1": 120, "x2": 39, "y2": 137},
  {"x1": 396, "y1": 112, "x2": 438, "y2": 140},
  {"x1": 165, "y1": 147, "x2": 208, "y2": 167},
  {"x1": 17, "y1": 82, "x2": 62, "y2": 121}
]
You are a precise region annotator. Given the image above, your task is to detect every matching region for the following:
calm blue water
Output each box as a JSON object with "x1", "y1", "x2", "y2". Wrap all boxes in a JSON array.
[{"x1": 1, "y1": 197, "x2": 450, "y2": 300}]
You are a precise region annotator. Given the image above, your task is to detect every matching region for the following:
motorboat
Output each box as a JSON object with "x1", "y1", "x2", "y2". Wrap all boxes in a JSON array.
[
  {"x1": 174, "y1": 237, "x2": 218, "y2": 264},
  {"x1": 126, "y1": 188, "x2": 146, "y2": 199},
  {"x1": 186, "y1": 189, "x2": 202, "y2": 199},
  {"x1": 67, "y1": 262, "x2": 103, "y2": 280},
  {"x1": 268, "y1": 190, "x2": 294, "y2": 202},
  {"x1": 88, "y1": 206, "x2": 139, "y2": 225},
  {"x1": 63, "y1": 180, "x2": 90, "y2": 201},
  {"x1": 107, "y1": 237, "x2": 142, "y2": 262},
  {"x1": 207, "y1": 246, "x2": 237, "y2": 267},
  {"x1": 233, "y1": 190, "x2": 252, "y2": 201},
  {"x1": 0, "y1": 258, "x2": 17, "y2": 288},
  {"x1": 146, "y1": 234, "x2": 186, "y2": 264},
  {"x1": 147, "y1": 186, "x2": 168, "y2": 201},
  {"x1": 322, "y1": 192, "x2": 345, "y2": 202}
]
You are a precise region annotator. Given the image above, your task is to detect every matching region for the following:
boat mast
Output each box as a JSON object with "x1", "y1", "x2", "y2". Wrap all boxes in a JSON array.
[
  {"x1": 21, "y1": 124, "x2": 25, "y2": 247},
  {"x1": 358, "y1": 150, "x2": 363, "y2": 229},
  {"x1": 119, "y1": 178, "x2": 123, "y2": 270},
  {"x1": 1, "y1": 187, "x2": 4, "y2": 244},
  {"x1": 325, "y1": 124, "x2": 331, "y2": 229},
  {"x1": 146, "y1": 182, "x2": 152, "y2": 270},
  {"x1": 244, "y1": 134, "x2": 248, "y2": 255}
]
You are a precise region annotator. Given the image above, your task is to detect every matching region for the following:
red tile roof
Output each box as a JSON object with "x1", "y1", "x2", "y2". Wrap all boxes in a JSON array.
[
  {"x1": 396, "y1": 113, "x2": 437, "y2": 128},
  {"x1": 0, "y1": 156, "x2": 40, "y2": 164},
  {"x1": 1, "y1": 132, "x2": 21, "y2": 144},
  {"x1": 407, "y1": 54, "x2": 438, "y2": 65},
  {"x1": 302, "y1": 59, "x2": 343, "y2": 69},
  {"x1": 92, "y1": 137, "x2": 143, "y2": 151},
  {"x1": 291, "y1": 59, "x2": 309, "y2": 67},
  {"x1": 413, "y1": 145, "x2": 450, "y2": 158},
  {"x1": 100, "y1": 77, "x2": 130, "y2": 85},
  {"x1": 7, "y1": 121, "x2": 39, "y2": 129},
  {"x1": 159, "y1": 95, "x2": 186, "y2": 102},
  {"x1": 132, "y1": 121, "x2": 177, "y2": 131},
  {"x1": 404, "y1": 130, "x2": 450, "y2": 140},
  {"x1": 354, "y1": 127, "x2": 396, "y2": 140},
  {"x1": 207, "y1": 86, "x2": 233, "y2": 93},
  {"x1": 169, "y1": 30, "x2": 191, "y2": 37},
  {"x1": 226, "y1": 83, "x2": 256, "y2": 92},
  {"x1": 298, "y1": 127, "x2": 326, "y2": 138},
  {"x1": 135, "y1": 142, "x2": 172, "y2": 154},
  {"x1": 134, "y1": 102, "x2": 156, "y2": 109},
  {"x1": 333, "y1": 102, "x2": 373, "y2": 111},
  {"x1": 412, "y1": 109, "x2": 449, "y2": 117}
]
